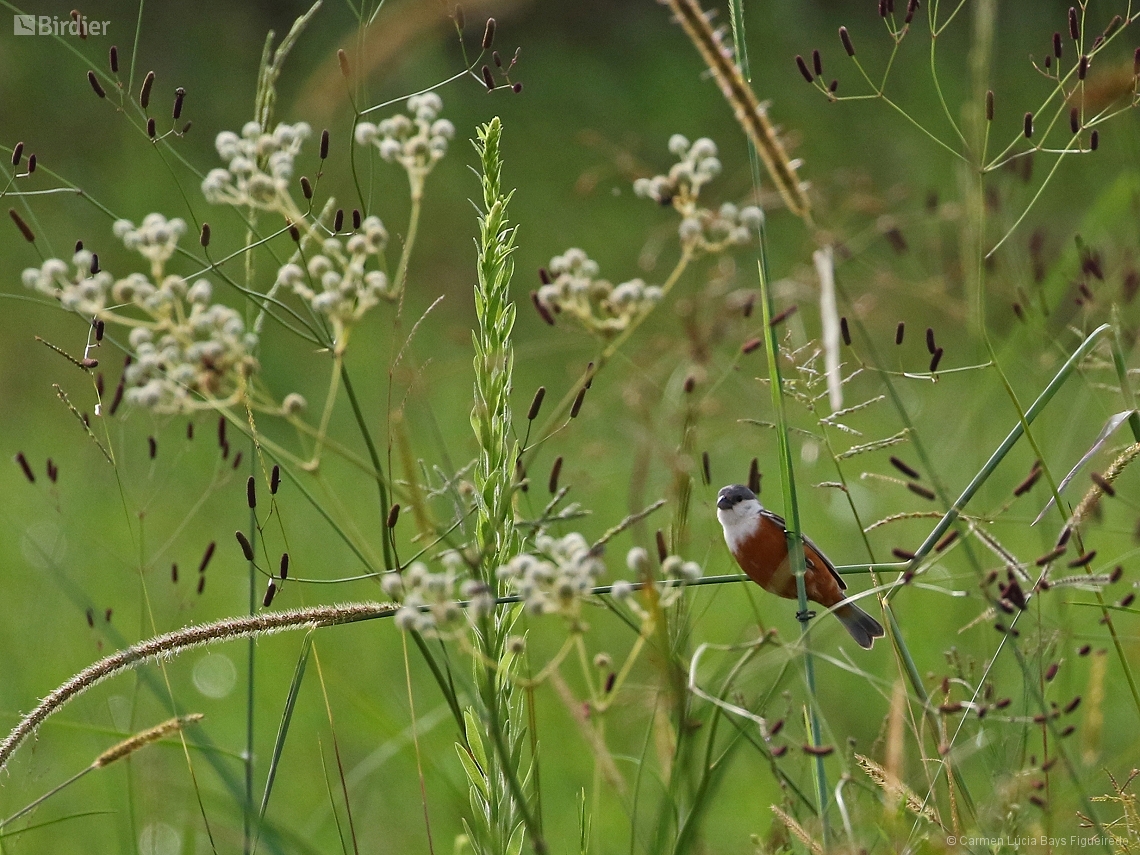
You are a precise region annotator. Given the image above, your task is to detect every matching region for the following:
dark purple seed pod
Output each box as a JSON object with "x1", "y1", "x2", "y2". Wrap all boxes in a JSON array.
[
  {"x1": 811, "y1": 49, "x2": 822, "y2": 77},
  {"x1": 235, "y1": 531, "x2": 254, "y2": 561},
  {"x1": 570, "y1": 386, "x2": 587, "y2": 419},
  {"x1": 892, "y1": 547, "x2": 916, "y2": 561},
  {"x1": 840, "y1": 316, "x2": 851, "y2": 345},
  {"x1": 146, "y1": 118, "x2": 156, "y2": 138},
  {"x1": 86, "y1": 608, "x2": 95, "y2": 628},
  {"x1": 481, "y1": 65, "x2": 496, "y2": 91},
  {"x1": 109, "y1": 376, "x2": 124, "y2": 415},
  {"x1": 683, "y1": 375, "x2": 695, "y2": 394},
  {"x1": 289, "y1": 223, "x2": 301, "y2": 242},
  {"x1": 270, "y1": 464, "x2": 280, "y2": 494},
  {"x1": 148, "y1": 436, "x2": 157, "y2": 458},
  {"x1": 88, "y1": 71, "x2": 106, "y2": 98},
  {"x1": 217, "y1": 415, "x2": 227, "y2": 448},
  {"x1": 279, "y1": 553, "x2": 289, "y2": 579},
  {"x1": 1078, "y1": 55, "x2": 1088, "y2": 79},
  {"x1": 908, "y1": 481, "x2": 936, "y2": 500},
  {"x1": 538, "y1": 267, "x2": 551, "y2": 285},
  {"x1": 930, "y1": 347, "x2": 944, "y2": 373},
  {"x1": 1053, "y1": 32, "x2": 1063, "y2": 58},
  {"x1": 748, "y1": 457, "x2": 761, "y2": 494},
  {"x1": 197, "y1": 577, "x2": 206, "y2": 595},
  {"x1": 200, "y1": 223, "x2": 210, "y2": 247},
  {"x1": 1070, "y1": 107, "x2": 1080, "y2": 134},
  {"x1": 935, "y1": 530, "x2": 959, "y2": 552},
  {"x1": 180, "y1": 121, "x2": 192, "y2": 135},
  {"x1": 1091, "y1": 471, "x2": 1115, "y2": 496},
  {"x1": 895, "y1": 322, "x2": 905, "y2": 345},
  {"x1": 171, "y1": 562, "x2": 178, "y2": 582},
  {"x1": 263, "y1": 580, "x2": 277, "y2": 608},
  {"x1": 333, "y1": 208, "x2": 344, "y2": 232},
  {"x1": 9, "y1": 209, "x2": 35, "y2": 242},
  {"x1": 1045, "y1": 662, "x2": 1059, "y2": 681},
  {"x1": 109, "y1": 45, "x2": 119, "y2": 73},
  {"x1": 1134, "y1": 47, "x2": 1140, "y2": 76},
  {"x1": 247, "y1": 475, "x2": 256, "y2": 509},
  {"x1": 1068, "y1": 550, "x2": 1096, "y2": 568},
  {"x1": 27, "y1": 153, "x2": 35, "y2": 174},
  {"x1": 90, "y1": 254, "x2": 100, "y2": 274},
  {"x1": 531, "y1": 291, "x2": 554, "y2": 325},
  {"x1": 702, "y1": 451, "x2": 711, "y2": 485},
  {"x1": 481, "y1": 17, "x2": 495, "y2": 50},
  {"x1": 386, "y1": 503, "x2": 400, "y2": 528},
  {"x1": 198, "y1": 541, "x2": 216, "y2": 574},
  {"x1": 352, "y1": 208, "x2": 361, "y2": 230},
  {"x1": 140, "y1": 70, "x2": 155, "y2": 109},
  {"x1": 1121, "y1": 592, "x2": 1135, "y2": 608},
  {"x1": 173, "y1": 87, "x2": 185, "y2": 120},
  {"x1": 527, "y1": 386, "x2": 545, "y2": 420},
  {"x1": 1064, "y1": 696, "x2": 1081, "y2": 714},
  {"x1": 770, "y1": 305, "x2": 798, "y2": 327},
  {"x1": 904, "y1": 0, "x2": 918, "y2": 25},
  {"x1": 795, "y1": 55, "x2": 814, "y2": 84},
  {"x1": 839, "y1": 26, "x2": 855, "y2": 57},
  {"x1": 1090, "y1": 130, "x2": 1099, "y2": 151},
  {"x1": 11, "y1": 142, "x2": 22, "y2": 167},
  {"x1": 493, "y1": 50, "x2": 503, "y2": 68},
  {"x1": 548, "y1": 456, "x2": 563, "y2": 494},
  {"x1": 511, "y1": 82, "x2": 523, "y2": 94},
  {"x1": 1068, "y1": 7, "x2": 1079, "y2": 41},
  {"x1": 925, "y1": 327, "x2": 936, "y2": 354},
  {"x1": 15, "y1": 452, "x2": 35, "y2": 483},
  {"x1": 1024, "y1": 112, "x2": 1034, "y2": 139},
  {"x1": 1110, "y1": 565, "x2": 1124, "y2": 583},
  {"x1": 320, "y1": 129, "x2": 330, "y2": 160},
  {"x1": 878, "y1": 0, "x2": 888, "y2": 16},
  {"x1": 656, "y1": 529, "x2": 668, "y2": 563},
  {"x1": 300, "y1": 176, "x2": 312, "y2": 199},
  {"x1": 828, "y1": 79, "x2": 838, "y2": 93},
  {"x1": 890, "y1": 456, "x2": 920, "y2": 479},
  {"x1": 985, "y1": 90, "x2": 994, "y2": 121}
]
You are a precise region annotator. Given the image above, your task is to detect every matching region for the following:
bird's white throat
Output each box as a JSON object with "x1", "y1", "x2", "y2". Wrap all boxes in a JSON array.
[{"x1": 717, "y1": 498, "x2": 763, "y2": 554}]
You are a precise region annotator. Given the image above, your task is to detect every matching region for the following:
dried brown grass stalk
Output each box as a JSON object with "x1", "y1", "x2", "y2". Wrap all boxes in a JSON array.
[
  {"x1": 0, "y1": 602, "x2": 395, "y2": 770},
  {"x1": 662, "y1": 0, "x2": 812, "y2": 221}
]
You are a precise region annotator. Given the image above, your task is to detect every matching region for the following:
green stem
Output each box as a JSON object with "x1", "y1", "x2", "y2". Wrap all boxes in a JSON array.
[{"x1": 339, "y1": 364, "x2": 395, "y2": 570}]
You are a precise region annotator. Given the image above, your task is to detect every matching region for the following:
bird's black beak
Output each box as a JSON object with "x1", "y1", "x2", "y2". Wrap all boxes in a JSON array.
[{"x1": 716, "y1": 494, "x2": 734, "y2": 511}]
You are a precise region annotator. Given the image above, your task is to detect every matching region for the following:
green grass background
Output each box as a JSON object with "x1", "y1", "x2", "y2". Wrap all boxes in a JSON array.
[{"x1": 1, "y1": 0, "x2": 1139, "y2": 852}]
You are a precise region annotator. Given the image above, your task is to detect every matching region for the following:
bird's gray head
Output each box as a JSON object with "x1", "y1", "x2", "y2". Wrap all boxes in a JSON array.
[{"x1": 716, "y1": 484, "x2": 763, "y2": 535}]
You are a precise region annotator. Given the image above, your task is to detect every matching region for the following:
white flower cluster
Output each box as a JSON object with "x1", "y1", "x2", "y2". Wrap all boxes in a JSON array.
[
  {"x1": 535, "y1": 248, "x2": 663, "y2": 337},
  {"x1": 634, "y1": 135, "x2": 722, "y2": 204},
  {"x1": 495, "y1": 532, "x2": 606, "y2": 618},
  {"x1": 633, "y1": 135, "x2": 764, "y2": 252},
  {"x1": 113, "y1": 214, "x2": 186, "y2": 277},
  {"x1": 383, "y1": 557, "x2": 495, "y2": 636},
  {"x1": 202, "y1": 121, "x2": 311, "y2": 211},
  {"x1": 355, "y1": 93, "x2": 454, "y2": 196},
  {"x1": 677, "y1": 202, "x2": 764, "y2": 253},
  {"x1": 22, "y1": 249, "x2": 112, "y2": 315},
  {"x1": 21, "y1": 218, "x2": 259, "y2": 414},
  {"x1": 612, "y1": 547, "x2": 702, "y2": 614},
  {"x1": 123, "y1": 279, "x2": 258, "y2": 411},
  {"x1": 275, "y1": 215, "x2": 391, "y2": 337}
]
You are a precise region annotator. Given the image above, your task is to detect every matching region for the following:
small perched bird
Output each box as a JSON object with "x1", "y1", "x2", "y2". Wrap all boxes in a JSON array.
[{"x1": 716, "y1": 484, "x2": 884, "y2": 649}]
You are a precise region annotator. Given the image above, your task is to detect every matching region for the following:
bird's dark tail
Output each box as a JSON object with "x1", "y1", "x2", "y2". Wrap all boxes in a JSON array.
[{"x1": 835, "y1": 601, "x2": 885, "y2": 650}]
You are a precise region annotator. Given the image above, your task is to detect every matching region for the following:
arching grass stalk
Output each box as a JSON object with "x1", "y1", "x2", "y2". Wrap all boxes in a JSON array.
[{"x1": 755, "y1": 255, "x2": 830, "y2": 842}]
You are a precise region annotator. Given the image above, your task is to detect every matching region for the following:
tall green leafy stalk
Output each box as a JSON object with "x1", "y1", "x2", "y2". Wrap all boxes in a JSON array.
[{"x1": 465, "y1": 118, "x2": 545, "y2": 855}]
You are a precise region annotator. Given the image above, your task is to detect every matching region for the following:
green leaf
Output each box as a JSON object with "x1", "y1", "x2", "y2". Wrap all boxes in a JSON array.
[{"x1": 456, "y1": 742, "x2": 489, "y2": 800}]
